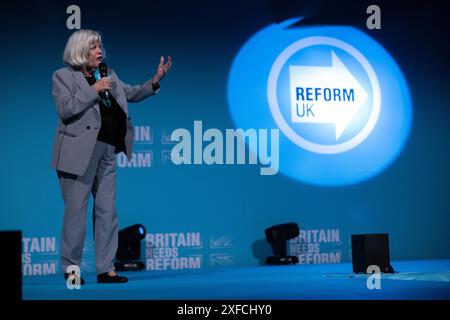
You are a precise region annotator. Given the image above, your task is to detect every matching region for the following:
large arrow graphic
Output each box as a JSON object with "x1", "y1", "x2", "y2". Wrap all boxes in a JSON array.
[{"x1": 289, "y1": 51, "x2": 368, "y2": 139}]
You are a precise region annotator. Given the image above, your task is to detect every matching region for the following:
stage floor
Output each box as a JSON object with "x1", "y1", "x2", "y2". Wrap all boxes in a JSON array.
[{"x1": 23, "y1": 260, "x2": 450, "y2": 300}]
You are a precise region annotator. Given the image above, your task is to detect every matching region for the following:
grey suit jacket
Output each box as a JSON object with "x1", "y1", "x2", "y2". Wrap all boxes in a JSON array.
[{"x1": 50, "y1": 66, "x2": 156, "y2": 176}]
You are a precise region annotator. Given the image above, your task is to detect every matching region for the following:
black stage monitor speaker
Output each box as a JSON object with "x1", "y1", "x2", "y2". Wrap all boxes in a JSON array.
[
  {"x1": 351, "y1": 233, "x2": 394, "y2": 274},
  {"x1": 0, "y1": 231, "x2": 22, "y2": 300}
]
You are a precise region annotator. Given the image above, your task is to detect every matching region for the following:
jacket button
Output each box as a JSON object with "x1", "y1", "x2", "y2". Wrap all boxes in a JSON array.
[{"x1": 86, "y1": 126, "x2": 91, "y2": 130}]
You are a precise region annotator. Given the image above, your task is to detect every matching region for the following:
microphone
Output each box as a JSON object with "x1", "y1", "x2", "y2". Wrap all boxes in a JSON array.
[{"x1": 98, "y1": 62, "x2": 110, "y2": 100}]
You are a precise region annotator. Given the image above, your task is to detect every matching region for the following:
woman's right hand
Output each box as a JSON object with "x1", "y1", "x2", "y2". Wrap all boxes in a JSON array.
[{"x1": 92, "y1": 77, "x2": 112, "y2": 93}]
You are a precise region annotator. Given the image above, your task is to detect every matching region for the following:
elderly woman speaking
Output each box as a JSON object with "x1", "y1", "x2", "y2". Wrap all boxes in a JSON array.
[{"x1": 51, "y1": 29, "x2": 172, "y2": 284}]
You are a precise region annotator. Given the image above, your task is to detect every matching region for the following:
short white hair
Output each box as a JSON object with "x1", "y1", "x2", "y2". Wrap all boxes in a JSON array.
[{"x1": 63, "y1": 29, "x2": 105, "y2": 68}]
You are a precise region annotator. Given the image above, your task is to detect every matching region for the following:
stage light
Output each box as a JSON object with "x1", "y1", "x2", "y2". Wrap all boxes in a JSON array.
[
  {"x1": 114, "y1": 224, "x2": 146, "y2": 271},
  {"x1": 265, "y1": 222, "x2": 299, "y2": 265}
]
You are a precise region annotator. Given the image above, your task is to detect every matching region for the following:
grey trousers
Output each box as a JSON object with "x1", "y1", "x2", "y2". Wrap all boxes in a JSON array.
[{"x1": 57, "y1": 140, "x2": 118, "y2": 275}]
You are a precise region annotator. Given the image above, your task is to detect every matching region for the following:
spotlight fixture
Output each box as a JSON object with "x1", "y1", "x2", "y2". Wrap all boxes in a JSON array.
[
  {"x1": 265, "y1": 222, "x2": 299, "y2": 265},
  {"x1": 114, "y1": 224, "x2": 146, "y2": 271}
]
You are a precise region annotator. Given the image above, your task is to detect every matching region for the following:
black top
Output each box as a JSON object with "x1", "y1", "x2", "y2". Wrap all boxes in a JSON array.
[{"x1": 85, "y1": 75, "x2": 126, "y2": 152}]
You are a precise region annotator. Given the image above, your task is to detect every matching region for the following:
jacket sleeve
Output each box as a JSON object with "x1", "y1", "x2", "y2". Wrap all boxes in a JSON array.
[
  {"x1": 52, "y1": 70, "x2": 99, "y2": 123},
  {"x1": 114, "y1": 73, "x2": 158, "y2": 102}
]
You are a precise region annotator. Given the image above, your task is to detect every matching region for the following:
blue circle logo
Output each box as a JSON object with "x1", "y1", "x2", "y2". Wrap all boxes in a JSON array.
[{"x1": 227, "y1": 19, "x2": 412, "y2": 186}]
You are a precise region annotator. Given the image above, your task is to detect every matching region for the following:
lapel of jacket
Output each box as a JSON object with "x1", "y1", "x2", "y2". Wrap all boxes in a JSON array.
[
  {"x1": 108, "y1": 70, "x2": 129, "y2": 115},
  {"x1": 71, "y1": 69, "x2": 101, "y2": 119},
  {"x1": 70, "y1": 67, "x2": 129, "y2": 117}
]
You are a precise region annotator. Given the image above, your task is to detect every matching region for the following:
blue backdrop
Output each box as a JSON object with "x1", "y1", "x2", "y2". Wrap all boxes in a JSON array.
[{"x1": 0, "y1": 0, "x2": 449, "y2": 277}]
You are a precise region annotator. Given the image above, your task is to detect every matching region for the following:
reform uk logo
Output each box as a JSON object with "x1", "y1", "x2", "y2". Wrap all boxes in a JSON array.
[
  {"x1": 228, "y1": 18, "x2": 412, "y2": 186},
  {"x1": 268, "y1": 37, "x2": 381, "y2": 154}
]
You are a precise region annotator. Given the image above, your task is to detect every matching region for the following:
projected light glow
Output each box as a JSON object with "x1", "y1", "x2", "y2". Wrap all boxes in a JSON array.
[{"x1": 227, "y1": 18, "x2": 412, "y2": 186}]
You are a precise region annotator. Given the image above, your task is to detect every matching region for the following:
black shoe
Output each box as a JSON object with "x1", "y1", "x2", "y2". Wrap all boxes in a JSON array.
[
  {"x1": 64, "y1": 272, "x2": 85, "y2": 285},
  {"x1": 97, "y1": 272, "x2": 128, "y2": 283}
]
